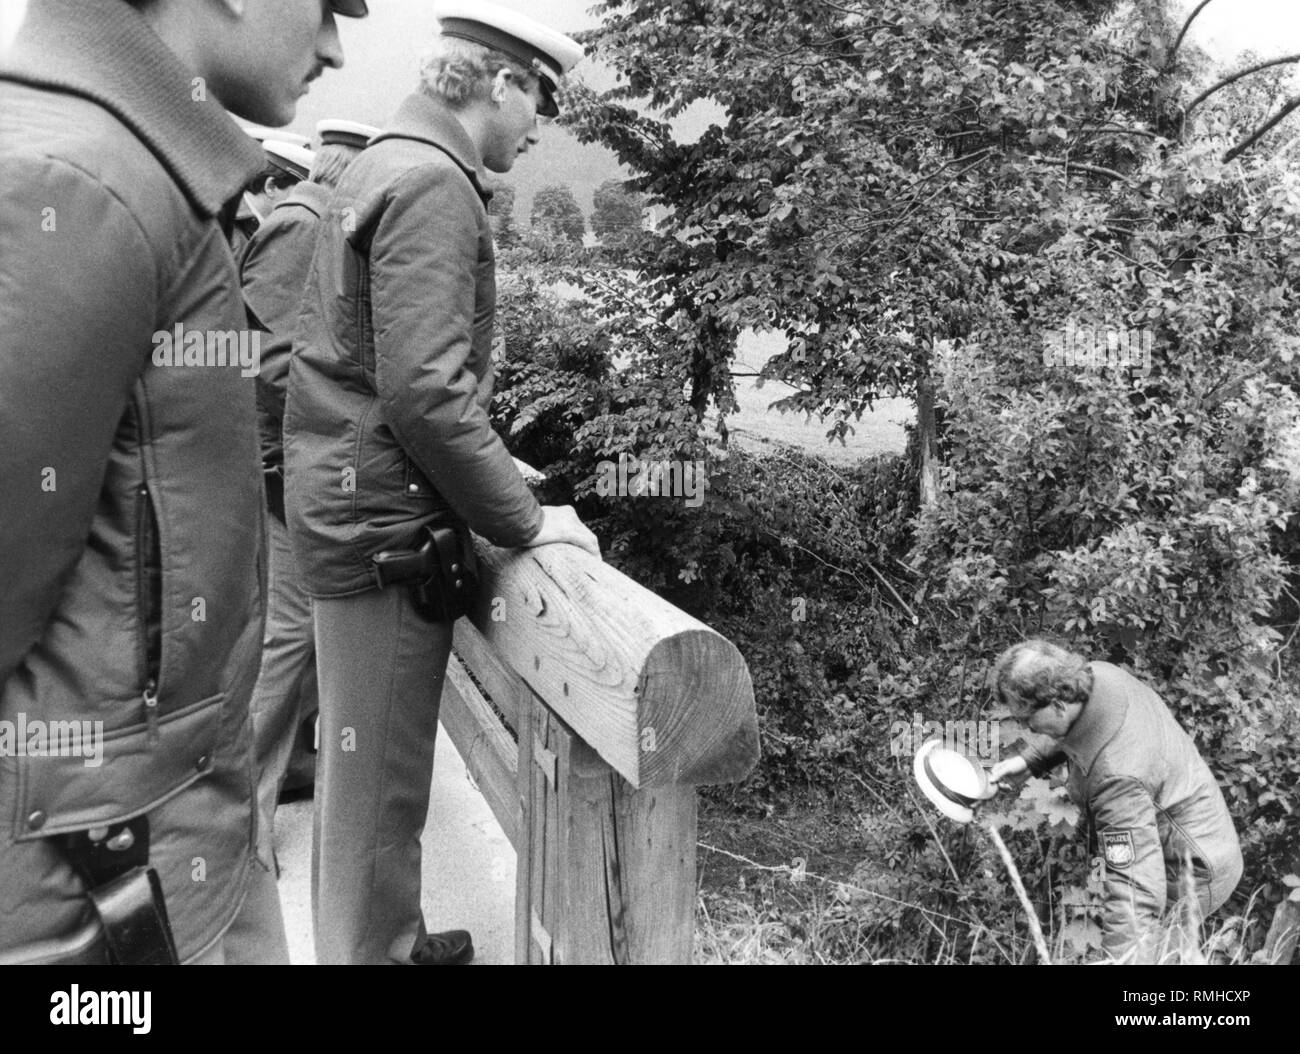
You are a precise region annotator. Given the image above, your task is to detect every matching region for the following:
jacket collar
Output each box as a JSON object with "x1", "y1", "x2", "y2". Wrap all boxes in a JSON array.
[
  {"x1": 1061, "y1": 662, "x2": 1127, "y2": 776},
  {"x1": 278, "y1": 180, "x2": 330, "y2": 218},
  {"x1": 371, "y1": 92, "x2": 493, "y2": 204},
  {"x1": 0, "y1": 0, "x2": 265, "y2": 217}
]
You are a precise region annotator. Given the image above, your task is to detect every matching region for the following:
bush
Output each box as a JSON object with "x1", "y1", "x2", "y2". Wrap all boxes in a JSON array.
[
  {"x1": 491, "y1": 144, "x2": 1300, "y2": 956},
  {"x1": 911, "y1": 334, "x2": 1300, "y2": 894},
  {"x1": 492, "y1": 247, "x2": 922, "y2": 802}
]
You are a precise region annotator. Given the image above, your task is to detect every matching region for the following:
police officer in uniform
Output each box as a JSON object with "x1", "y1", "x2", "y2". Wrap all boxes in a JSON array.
[
  {"x1": 312, "y1": 119, "x2": 379, "y2": 186},
  {"x1": 230, "y1": 138, "x2": 314, "y2": 260},
  {"x1": 0, "y1": 0, "x2": 364, "y2": 966},
  {"x1": 989, "y1": 640, "x2": 1244, "y2": 963},
  {"x1": 241, "y1": 121, "x2": 378, "y2": 898},
  {"x1": 284, "y1": 0, "x2": 599, "y2": 965},
  {"x1": 229, "y1": 132, "x2": 311, "y2": 257}
]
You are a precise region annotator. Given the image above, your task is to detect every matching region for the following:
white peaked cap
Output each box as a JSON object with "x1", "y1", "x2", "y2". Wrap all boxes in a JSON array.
[
  {"x1": 262, "y1": 141, "x2": 316, "y2": 182},
  {"x1": 433, "y1": 0, "x2": 585, "y2": 116},
  {"x1": 240, "y1": 125, "x2": 312, "y2": 150},
  {"x1": 913, "y1": 739, "x2": 990, "y2": 824}
]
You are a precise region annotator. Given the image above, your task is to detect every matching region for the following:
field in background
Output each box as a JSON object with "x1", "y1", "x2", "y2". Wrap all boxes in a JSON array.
[
  {"x1": 544, "y1": 282, "x2": 913, "y2": 464},
  {"x1": 722, "y1": 330, "x2": 911, "y2": 464}
]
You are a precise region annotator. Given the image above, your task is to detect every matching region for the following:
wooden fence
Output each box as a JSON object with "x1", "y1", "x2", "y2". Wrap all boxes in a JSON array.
[{"x1": 439, "y1": 535, "x2": 759, "y2": 964}]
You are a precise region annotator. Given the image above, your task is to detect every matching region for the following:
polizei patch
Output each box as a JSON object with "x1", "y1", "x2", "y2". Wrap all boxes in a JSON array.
[{"x1": 1103, "y1": 829, "x2": 1136, "y2": 868}]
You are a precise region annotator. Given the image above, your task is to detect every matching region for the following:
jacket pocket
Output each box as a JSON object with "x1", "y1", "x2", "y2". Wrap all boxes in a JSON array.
[
  {"x1": 1158, "y1": 807, "x2": 1212, "y2": 890},
  {"x1": 13, "y1": 692, "x2": 226, "y2": 841},
  {"x1": 134, "y1": 483, "x2": 163, "y2": 740},
  {"x1": 402, "y1": 454, "x2": 457, "y2": 523},
  {"x1": 403, "y1": 454, "x2": 434, "y2": 498}
]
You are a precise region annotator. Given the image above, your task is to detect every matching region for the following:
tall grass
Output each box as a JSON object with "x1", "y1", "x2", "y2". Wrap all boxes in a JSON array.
[{"x1": 694, "y1": 860, "x2": 1278, "y2": 965}]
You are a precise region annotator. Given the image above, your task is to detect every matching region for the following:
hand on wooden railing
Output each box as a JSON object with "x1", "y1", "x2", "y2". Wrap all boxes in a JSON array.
[{"x1": 525, "y1": 505, "x2": 601, "y2": 559}]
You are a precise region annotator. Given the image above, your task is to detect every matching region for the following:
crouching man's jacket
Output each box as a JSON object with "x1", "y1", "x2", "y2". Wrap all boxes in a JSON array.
[
  {"x1": 284, "y1": 92, "x2": 543, "y2": 598},
  {"x1": 1015, "y1": 662, "x2": 1243, "y2": 963},
  {"x1": 0, "y1": 0, "x2": 267, "y2": 961}
]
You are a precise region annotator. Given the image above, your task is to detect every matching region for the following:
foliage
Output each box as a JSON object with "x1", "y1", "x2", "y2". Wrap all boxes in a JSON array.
[
  {"x1": 908, "y1": 141, "x2": 1300, "y2": 888},
  {"x1": 486, "y1": 180, "x2": 519, "y2": 247},
  {"x1": 486, "y1": 0, "x2": 1300, "y2": 961},
  {"x1": 529, "y1": 183, "x2": 586, "y2": 244},
  {"x1": 695, "y1": 830, "x2": 1266, "y2": 963},
  {"x1": 492, "y1": 231, "x2": 919, "y2": 787},
  {"x1": 591, "y1": 177, "x2": 646, "y2": 261}
]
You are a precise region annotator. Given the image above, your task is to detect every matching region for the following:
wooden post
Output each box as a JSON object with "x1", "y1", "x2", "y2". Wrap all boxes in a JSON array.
[
  {"x1": 435, "y1": 523, "x2": 757, "y2": 965},
  {"x1": 516, "y1": 691, "x2": 697, "y2": 964}
]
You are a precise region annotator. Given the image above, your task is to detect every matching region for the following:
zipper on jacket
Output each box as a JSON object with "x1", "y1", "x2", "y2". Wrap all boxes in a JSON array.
[
  {"x1": 135, "y1": 482, "x2": 163, "y2": 740},
  {"x1": 356, "y1": 260, "x2": 376, "y2": 380},
  {"x1": 142, "y1": 678, "x2": 160, "y2": 745}
]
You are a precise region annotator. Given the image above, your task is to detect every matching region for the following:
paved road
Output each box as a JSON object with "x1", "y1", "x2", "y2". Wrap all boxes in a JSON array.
[{"x1": 272, "y1": 724, "x2": 517, "y2": 965}]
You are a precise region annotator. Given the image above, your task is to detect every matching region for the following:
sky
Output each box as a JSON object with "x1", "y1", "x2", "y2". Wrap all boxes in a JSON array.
[
  {"x1": 303, "y1": 0, "x2": 1300, "y2": 217},
  {"x1": 2, "y1": 1, "x2": 1298, "y2": 216},
  {"x1": 1174, "y1": 0, "x2": 1300, "y2": 61}
]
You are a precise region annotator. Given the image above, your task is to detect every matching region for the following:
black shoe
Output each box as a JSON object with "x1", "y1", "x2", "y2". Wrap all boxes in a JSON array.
[{"x1": 410, "y1": 930, "x2": 474, "y2": 965}]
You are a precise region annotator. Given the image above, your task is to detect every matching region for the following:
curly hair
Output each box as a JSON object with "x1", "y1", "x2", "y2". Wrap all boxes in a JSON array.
[
  {"x1": 418, "y1": 36, "x2": 536, "y2": 109},
  {"x1": 992, "y1": 639, "x2": 1093, "y2": 712}
]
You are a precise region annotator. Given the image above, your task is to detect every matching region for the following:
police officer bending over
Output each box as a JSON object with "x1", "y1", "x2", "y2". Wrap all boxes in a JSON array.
[{"x1": 988, "y1": 640, "x2": 1244, "y2": 964}]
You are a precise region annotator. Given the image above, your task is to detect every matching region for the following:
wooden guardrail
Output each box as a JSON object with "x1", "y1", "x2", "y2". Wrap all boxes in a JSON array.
[{"x1": 439, "y1": 535, "x2": 759, "y2": 964}]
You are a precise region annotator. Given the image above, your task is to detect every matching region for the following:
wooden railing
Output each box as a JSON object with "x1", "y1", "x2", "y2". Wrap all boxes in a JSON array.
[{"x1": 439, "y1": 534, "x2": 759, "y2": 964}]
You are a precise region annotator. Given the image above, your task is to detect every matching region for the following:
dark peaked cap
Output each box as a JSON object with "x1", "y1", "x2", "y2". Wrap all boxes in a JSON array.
[{"x1": 316, "y1": 119, "x2": 380, "y2": 151}]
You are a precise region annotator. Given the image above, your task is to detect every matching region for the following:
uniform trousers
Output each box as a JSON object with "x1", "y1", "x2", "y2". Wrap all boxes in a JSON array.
[
  {"x1": 249, "y1": 508, "x2": 318, "y2": 873},
  {"x1": 310, "y1": 586, "x2": 452, "y2": 964},
  {"x1": 188, "y1": 861, "x2": 289, "y2": 964}
]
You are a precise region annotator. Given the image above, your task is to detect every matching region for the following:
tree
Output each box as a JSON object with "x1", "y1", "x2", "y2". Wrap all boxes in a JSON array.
[
  {"x1": 565, "y1": 0, "x2": 1299, "y2": 470},
  {"x1": 530, "y1": 184, "x2": 586, "y2": 244},
  {"x1": 545, "y1": 0, "x2": 1300, "y2": 943},
  {"x1": 591, "y1": 178, "x2": 645, "y2": 260}
]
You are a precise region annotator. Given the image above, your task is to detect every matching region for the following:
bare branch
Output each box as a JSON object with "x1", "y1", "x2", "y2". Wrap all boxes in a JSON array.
[
  {"x1": 1185, "y1": 53, "x2": 1300, "y2": 117},
  {"x1": 1026, "y1": 155, "x2": 1131, "y2": 183},
  {"x1": 1168, "y1": 0, "x2": 1215, "y2": 71},
  {"x1": 1078, "y1": 122, "x2": 1162, "y2": 141},
  {"x1": 1224, "y1": 93, "x2": 1300, "y2": 163}
]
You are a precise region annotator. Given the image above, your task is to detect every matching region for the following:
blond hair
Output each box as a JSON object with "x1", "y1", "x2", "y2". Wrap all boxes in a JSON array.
[
  {"x1": 419, "y1": 36, "x2": 536, "y2": 108},
  {"x1": 310, "y1": 143, "x2": 361, "y2": 190}
]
